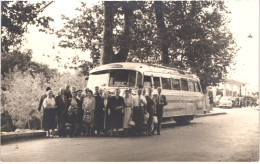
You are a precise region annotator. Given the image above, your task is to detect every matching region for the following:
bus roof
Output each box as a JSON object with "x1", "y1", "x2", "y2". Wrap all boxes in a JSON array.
[{"x1": 89, "y1": 62, "x2": 199, "y2": 80}]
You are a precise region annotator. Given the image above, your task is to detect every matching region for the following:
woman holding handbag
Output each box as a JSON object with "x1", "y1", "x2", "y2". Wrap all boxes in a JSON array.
[{"x1": 82, "y1": 90, "x2": 95, "y2": 136}]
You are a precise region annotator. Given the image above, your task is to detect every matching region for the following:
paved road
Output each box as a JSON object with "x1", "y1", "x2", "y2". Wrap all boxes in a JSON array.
[{"x1": 1, "y1": 107, "x2": 259, "y2": 162}]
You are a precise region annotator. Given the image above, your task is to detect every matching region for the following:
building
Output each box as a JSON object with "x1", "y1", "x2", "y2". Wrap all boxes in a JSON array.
[{"x1": 209, "y1": 79, "x2": 245, "y2": 103}]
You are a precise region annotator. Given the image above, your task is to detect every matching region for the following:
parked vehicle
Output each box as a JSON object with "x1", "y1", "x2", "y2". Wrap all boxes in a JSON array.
[
  {"x1": 231, "y1": 97, "x2": 239, "y2": 107},
  {"x1": 87, "y1": 62, "x2": 205, "y2": 124},
  {"x1": 219, "y1": 96, "x2": 232, "y2": 108}
]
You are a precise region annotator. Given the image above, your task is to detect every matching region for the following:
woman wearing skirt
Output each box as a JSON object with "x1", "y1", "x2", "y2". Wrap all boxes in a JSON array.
[{"x1": 42, "y1": 90, "x2": 57, "y2": 137}]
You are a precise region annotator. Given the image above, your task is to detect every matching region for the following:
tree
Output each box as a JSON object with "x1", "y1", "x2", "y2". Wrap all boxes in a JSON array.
[
  {"x1": 56, "y1": 1, "x2": 238, "y2": 92},
  {"x1": 2, "y1": 70, "x2": 86, "y2": 128},
  {"x1": 154, "y1": 1, "x2": 169, "y2": 65},
  {"x1": 1, "y1": 1, "x2": 54, "y2": 76}
]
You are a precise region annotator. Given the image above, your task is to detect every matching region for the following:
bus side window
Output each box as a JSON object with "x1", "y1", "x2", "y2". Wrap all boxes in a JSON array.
[
  {"x1": 144, "y1": 75, "x2": 152, "y2": 88},
  {"x1": 161, "y1": 77, "x2": 171, "y2": 90},
  {"x1": 153, "y1": 76, "x2": 161, "y2": 89},
  {"x1": 171, "y1": 79, "x2": 181, "y2": 90},
  {"x1": 188, "y1": 81, "x2": 195, "y2": 92},
  {"x1": 194, "y1": 82, "x2": 201, "y2": 92},
  {"x1": 137, "y1": 72, "x2": 142, "y2": 86},
  {"x1": 180, "y1": 79, "x2": 189, "y2": 91},
  {"x1": 129, "y1": 71, "x2": 136, "y2": 86}
]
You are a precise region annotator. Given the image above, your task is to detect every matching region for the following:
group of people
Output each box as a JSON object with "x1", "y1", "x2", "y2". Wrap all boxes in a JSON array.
[{"x1": 38, "y1": 84, "x2": 167, "y2": 138}]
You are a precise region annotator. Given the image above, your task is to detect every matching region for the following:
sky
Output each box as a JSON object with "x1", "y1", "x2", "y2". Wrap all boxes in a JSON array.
[{"x1": 22, "y1": 0, "x2": 259, "y2": 92}]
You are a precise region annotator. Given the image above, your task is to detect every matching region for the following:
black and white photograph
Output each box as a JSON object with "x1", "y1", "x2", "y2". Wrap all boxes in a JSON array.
[{"x1": 1, "y1": 0, "x2": 259, "y2": 162}]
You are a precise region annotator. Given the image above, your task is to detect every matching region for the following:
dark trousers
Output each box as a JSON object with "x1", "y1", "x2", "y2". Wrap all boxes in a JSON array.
[
  {"x1": 146, "y1": 113, "x2": 154, "y2": 134},
  {"x1": 155, "y1": 107, "x2": 163, "y2": 134},
  {"x1": 73, "y1": 122, "x2": 80, "y2": 137},
  {"x1": 133, "y1": 107, "x2": 144, "y2": 135}
]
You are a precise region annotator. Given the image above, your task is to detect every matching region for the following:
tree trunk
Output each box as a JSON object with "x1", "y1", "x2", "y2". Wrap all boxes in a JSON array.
[
  {"x1": 112, "y1": 2, "x2": 134, "y2": 62},
  {"x1": 154, "y1": 1, "x2": 169, "y2": 65},
  {"x1": 101, "y1": 1, "x2": 134, "y2": 65},
  {"x1": 101, "y1": 1, "x2": 114, "y2": 65}
]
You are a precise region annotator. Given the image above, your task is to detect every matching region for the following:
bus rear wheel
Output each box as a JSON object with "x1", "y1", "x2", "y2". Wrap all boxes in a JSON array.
[{"x1": 174, "y1": 116, "x2": 193, "y2": 125}]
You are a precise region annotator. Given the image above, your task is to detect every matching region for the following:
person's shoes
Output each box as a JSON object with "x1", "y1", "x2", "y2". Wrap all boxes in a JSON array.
[
  {"x1": 157, "y1": 132, "x2": 161, "y2": 135},
  {"x1": 151, "y1": 131, "x2": 154, "y2": 135}
]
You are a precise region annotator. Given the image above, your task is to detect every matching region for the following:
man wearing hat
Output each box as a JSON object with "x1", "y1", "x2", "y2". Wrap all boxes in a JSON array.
[{"x1": 154, "y1": 87, "x2": 167, "y2": 135}]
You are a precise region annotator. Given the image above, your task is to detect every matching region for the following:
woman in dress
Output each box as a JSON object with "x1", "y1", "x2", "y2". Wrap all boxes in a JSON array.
[
  {"x1": 42, "y1": 90, "x2": 57, "y2": 137},
  {"x1": 110, "y1": 88, "x2": 125, "y2": 136},
  {"x1": 82, "y1": 90, "x2": 96, "y2": 136},
  {"x1": 123, "y1": 89, "x2": 133, "y2": 136}
]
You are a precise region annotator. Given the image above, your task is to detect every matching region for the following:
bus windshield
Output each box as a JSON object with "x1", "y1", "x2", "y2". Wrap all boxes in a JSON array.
[
  {"x1": 109, "y1": 69, "x2": 136, "y2": 87},
  {"x1": 88, "y1": 69, "x2": 136, "y2": 89},
  {"x1": 87, "y1": 70, "x2": 110, "y2": 90}
]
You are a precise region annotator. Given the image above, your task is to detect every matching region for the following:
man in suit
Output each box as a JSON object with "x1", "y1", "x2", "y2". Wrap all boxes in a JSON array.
[
  {"x1": 154, "y1": 87, "x2": 167, "y2": 135},
  {"x1": 64, "y1": 84, "x2": 72, "y2": 100},
  {"x1": 55, "y1": 88, "x2": 69, "y2": 136}
]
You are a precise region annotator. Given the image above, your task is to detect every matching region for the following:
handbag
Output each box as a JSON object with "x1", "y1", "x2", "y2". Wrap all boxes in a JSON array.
[
  {"x1": 143, "y1": 112, "x2": 149, "y2": 124},
  {"x1": 83, "y1": 113, "x2": 91, "y2": 124},
  {"x1": 128, "y1": 120, "x2": 135, "y2": 126},
  {"x1": 153, "y1": 116, "x2": 158, "y2": 124}
]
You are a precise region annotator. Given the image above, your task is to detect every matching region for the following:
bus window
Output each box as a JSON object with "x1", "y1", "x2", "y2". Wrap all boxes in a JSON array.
[
  {"x1": 137, "y1": 72, "x2": 143, "y2": 86},
  {"x1": 172, "y1": 79, "x2": 181, "y2": 90},
  {"x1": 144, "y1": 75, "x2": 152, "y2": 88},
  {"x1": 162, "y1": 77, "x2": 171, "y2": 90},
  {"x1": 180, "y1": 79, "x2": 189, "y2": 91},
  {"x1": 153, "y1": 76, "x2": 161, "y2": 89},
  {"x1": 194, "y1": 82, "x2": 201, "y2": 92},
  {"x1": 109, "y1": 70, "x2": 136, "y2": 87},
  {"x1": 188, "y1": 81, "x2": 195, "y2": 92}
]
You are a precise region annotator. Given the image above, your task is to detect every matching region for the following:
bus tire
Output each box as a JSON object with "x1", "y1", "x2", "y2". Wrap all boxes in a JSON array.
[{"x1": 174, "y1": 116, "x2": 192, "y2": 125}]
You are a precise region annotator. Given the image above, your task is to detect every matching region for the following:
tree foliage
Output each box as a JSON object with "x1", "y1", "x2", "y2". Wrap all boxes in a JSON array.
[
  {"x1": 1, "y1": 1, "x2": 53, "y2": 52},
  {"x1": 1, "y1": 71, "x2": 86, "y2": 128},
  {"x1": 57, "y1": 1, "x2": 238, "y2": 91},
  {"x1": 1, "y1": 1, "x2": 54, "y2": 76}
]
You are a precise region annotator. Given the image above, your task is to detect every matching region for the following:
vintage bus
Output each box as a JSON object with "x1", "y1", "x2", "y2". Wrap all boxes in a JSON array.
[{"x1": 87, "y1": 62, "x2": 205, "y2": 124}]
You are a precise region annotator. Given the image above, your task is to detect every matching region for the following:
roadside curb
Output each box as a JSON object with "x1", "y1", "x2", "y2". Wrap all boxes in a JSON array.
[
  {"x1": 195, "y1": 112, "x2": 227, "y2": 118},
  {"x1": 1, "y1": 131, "x2": 46, "y2": 144}
]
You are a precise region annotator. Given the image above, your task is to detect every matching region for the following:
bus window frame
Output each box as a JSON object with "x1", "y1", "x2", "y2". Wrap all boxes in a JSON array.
[
  {"x1": 171, "y1": 77, "x2": 181, "y2": 91},
  {"x1": 188, "y1": 79, "x2": 195, "y2": 92},
  {"x1": 180, "y1": 78, "x2": 189, "y2": 91},
  {"x1": 152, "y1": 76, "x2": 161, "y2": 89},
  {"x1": 195, "y1": 80, "x2": 202, "y2": 93},
  {"x1": 161, "y1": 76, "x2": 172, "y2": 90},
  {"x1": 143, "y1": 75, "x2": 152, "y2": 88}
]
